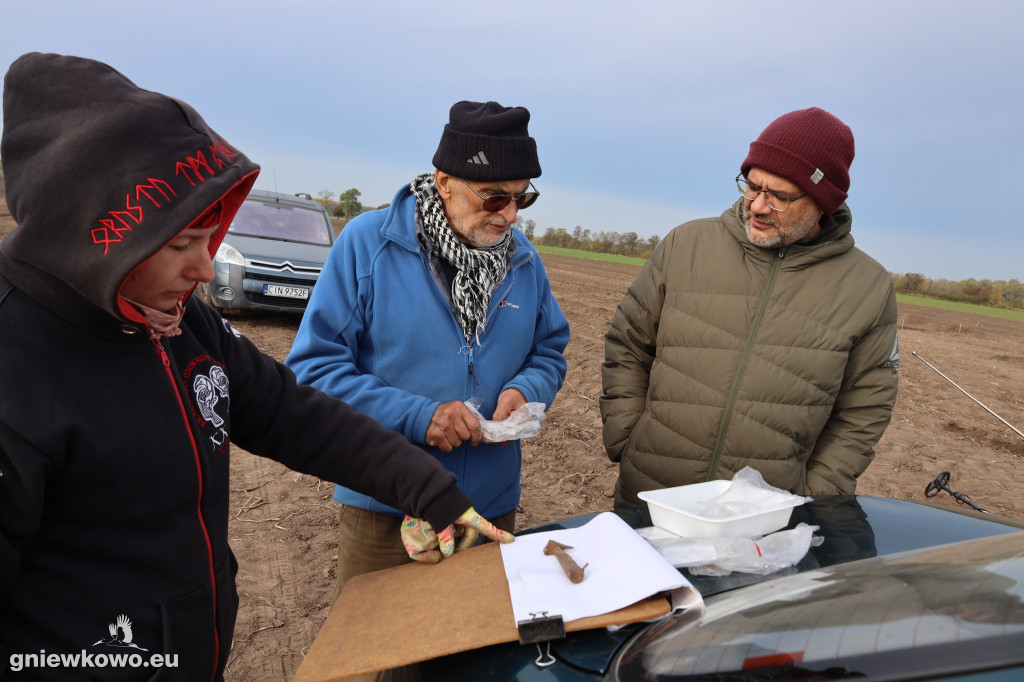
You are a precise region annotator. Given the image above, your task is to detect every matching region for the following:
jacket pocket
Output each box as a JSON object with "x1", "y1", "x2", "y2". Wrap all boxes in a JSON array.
[{"x1": 150, "y1": 553, "x2": 238, "y2": 681}]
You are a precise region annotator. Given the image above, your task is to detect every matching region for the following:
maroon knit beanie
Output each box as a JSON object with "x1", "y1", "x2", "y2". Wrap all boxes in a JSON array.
[{"x1": 740, "y1": 107, "x2": 854, "y2": 215}]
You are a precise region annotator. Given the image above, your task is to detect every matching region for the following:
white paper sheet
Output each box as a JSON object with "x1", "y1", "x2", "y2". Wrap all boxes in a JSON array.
[{"x1": 499, "y1": 512, "x2": 704, "y2": 625}]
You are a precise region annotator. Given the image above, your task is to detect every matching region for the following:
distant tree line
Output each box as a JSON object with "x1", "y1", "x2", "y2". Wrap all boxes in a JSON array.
[
  {"x1": 312, "y1": 194, "x2": 1020, "y2": 312},
  {"x1": 893, "y1": 273, "x2": 1024, "y2": 310},
  {"x1": 315, "y1": 188, "x2": 390, "y2": 219},
  {"x1": 528, "y1": 221, "x2": 662, "y2": 259}
]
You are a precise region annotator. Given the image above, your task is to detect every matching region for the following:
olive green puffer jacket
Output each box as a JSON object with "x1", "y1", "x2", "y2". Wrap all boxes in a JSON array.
[{"x1": 601, "y1": 199, "x2": 898, "y2": 507}]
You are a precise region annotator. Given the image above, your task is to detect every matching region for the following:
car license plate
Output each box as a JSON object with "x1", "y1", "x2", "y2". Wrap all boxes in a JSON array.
[{"x1": 264, "y1": 284, "x2": 310, "y2": 300}]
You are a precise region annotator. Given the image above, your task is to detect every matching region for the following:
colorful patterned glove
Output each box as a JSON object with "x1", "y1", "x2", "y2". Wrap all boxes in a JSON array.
[
  {"x1": 451, "y1": 506, "x2": 515, "y2": 552},
  {"x1": 401, "y1": 507, "x2": 514, "y2": 564},
  {"x1": 401, "y1": 516, "x2": 455, "y2": 564}
]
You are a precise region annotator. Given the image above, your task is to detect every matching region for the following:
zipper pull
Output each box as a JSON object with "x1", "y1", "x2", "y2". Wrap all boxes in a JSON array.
[
  {"x1": 153, "y1": 339, "x2": 172, "y2": 368},
  {"x1": 468, "y1": 361, "x2": 480, "y2": 386}
]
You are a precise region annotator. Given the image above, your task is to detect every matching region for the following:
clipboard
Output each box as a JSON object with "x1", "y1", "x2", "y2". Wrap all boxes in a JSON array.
[{"x1": 292, "y1": 541, "x2": 671, "y2": 681}]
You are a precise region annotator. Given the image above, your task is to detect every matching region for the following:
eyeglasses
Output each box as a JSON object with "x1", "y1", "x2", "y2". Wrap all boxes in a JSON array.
[
  {"x1": 736, "y1": 175, "x2": 807, "y2": 212},
  {"x1": 459, "y1": 178, "x2": 540, "y2": 212}
]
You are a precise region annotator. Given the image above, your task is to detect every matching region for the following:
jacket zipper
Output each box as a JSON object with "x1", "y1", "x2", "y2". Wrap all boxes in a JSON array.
[
  {"x1": 416, "y1": 252, "x2": 477, "y2": 482},
  {"x1": 707, "y1": 247, "x2": 786, "y2": 480},
  {"x1": 153, "y1": 338, "x2": 220, "y2": 681},
  {"x1": 418, "y1": 246, "x2": 531, "y2": 390}
]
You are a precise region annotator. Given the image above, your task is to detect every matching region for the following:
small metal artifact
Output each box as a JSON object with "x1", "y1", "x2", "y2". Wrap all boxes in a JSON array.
[{"x1": 543, "y1": 540, "x2": 588, "y2": 584}]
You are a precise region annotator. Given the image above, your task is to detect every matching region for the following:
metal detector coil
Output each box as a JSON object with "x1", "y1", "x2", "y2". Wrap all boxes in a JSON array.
[{"x1": 925, "y1": 470, "x2": 989, "y2": 514}]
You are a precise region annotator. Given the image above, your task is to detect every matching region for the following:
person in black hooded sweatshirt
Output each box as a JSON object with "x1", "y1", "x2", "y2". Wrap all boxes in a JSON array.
[{"x1": 0, "y1": 52, "x2": 512, "y2": 681}]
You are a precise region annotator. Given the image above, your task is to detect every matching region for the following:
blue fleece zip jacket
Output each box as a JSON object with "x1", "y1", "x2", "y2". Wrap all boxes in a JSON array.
[{"x1": 286, "y1": 183, "x2": 570, "y2": 519}]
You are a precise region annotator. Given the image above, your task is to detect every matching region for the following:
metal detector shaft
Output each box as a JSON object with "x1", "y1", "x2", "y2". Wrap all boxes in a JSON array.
[{"x1": 912, "y1": 351, "x2": 1024, "y2": 441}]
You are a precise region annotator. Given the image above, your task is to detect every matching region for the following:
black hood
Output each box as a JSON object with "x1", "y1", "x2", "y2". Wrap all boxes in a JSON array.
[{"x1": 0, "y1": 52, "x2": 259, "y2": 323}]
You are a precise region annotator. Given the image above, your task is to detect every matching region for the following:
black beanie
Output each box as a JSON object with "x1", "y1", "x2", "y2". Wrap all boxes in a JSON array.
[{"x1": 432, "y1": 101, "x2": 541, "y2": 181}]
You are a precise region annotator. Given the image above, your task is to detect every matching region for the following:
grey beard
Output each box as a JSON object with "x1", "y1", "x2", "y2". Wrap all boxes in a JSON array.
[{"x1": 743, "y1": 205, "x2": 820, "y2": 248}]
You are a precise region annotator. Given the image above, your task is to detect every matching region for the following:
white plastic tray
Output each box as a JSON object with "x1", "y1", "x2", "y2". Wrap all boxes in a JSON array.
[{"x1": 638, "y1": 480, "x2": 803, "y2": 538}]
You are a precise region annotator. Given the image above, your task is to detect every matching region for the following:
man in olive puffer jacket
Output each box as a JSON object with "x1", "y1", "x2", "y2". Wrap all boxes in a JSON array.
[{"x1": 601, "y1": 107, "x2": 899, "y2": 508}]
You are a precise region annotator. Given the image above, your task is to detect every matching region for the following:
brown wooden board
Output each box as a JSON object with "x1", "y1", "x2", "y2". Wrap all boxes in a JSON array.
[{"x1": 292, "y1": 542, "x2": 671, "y2": 681}]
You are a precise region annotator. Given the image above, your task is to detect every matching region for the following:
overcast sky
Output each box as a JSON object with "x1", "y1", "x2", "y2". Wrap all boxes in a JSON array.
[{"x1": 2, "y1": 1, "x2": 1021, "y2": 281}]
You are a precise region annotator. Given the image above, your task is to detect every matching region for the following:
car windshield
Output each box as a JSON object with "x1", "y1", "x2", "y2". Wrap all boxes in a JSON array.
[
  {"x1": 612, "y1": 531, "x2": 1024, "y2": 681},
  {"x1": 229, "y1": 200, "x2": 332, "y2": 245}
]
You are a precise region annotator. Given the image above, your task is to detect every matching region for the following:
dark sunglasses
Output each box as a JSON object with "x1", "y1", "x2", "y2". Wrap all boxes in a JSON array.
[{"x1": 459, "y1": 178, "x2": 540, "y2": 212}]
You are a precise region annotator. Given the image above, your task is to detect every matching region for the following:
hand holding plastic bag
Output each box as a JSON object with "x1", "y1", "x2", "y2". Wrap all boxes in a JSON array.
[{"x1": 464, "y1": 397, "x2": 546, "y2": 443}]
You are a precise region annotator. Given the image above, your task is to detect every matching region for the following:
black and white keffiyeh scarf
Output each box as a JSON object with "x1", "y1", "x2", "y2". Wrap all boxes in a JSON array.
[{"x1": 411, "y1": 172, "x2": 513, "y2": 345}]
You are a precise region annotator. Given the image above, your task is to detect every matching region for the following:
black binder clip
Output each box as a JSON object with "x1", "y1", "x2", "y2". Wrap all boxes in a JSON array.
[
  {"x1": 516, "y1": 611, "x2": 565, "y2": 667},
  {"x1": 516, "y1": 611, "x2": 565, "y2": 645}
]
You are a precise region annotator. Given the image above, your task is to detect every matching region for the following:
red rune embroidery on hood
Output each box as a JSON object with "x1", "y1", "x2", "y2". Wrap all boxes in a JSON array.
[
  {"x1": 135, "y1": 177, "x2": 177, "y2": 207},
  {"x1": 176, "y1": 150, "x2": 215, "y2": 186},
  {"x1": 91, "y1": 180, "x2": 182, "y2": 254},
  {"x1": 92, "y1": 193, "x2": 142, "y2": 254},
  {"x1": 176, "y1": 142, "x2": 240, "y2": 185},
  {"x1": 209, "y1": 141, "x2": 237, "y2": 169},
  {"x1": 90, "y1": 139, "x2": 241, "y2": 253},
  {"x1": 114, "y1": 193, "x2": 144, "y2": 225},
  {"x1": 92, "y1": 220, "x2": 133, "y2": 254}
]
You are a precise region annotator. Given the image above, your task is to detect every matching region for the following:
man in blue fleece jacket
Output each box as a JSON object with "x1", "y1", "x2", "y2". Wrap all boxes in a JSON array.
[{"x1": 287, "y1": 100, "x2": 570, "y2": 593}]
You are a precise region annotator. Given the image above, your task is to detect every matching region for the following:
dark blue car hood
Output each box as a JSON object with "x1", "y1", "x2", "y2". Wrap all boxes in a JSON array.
[{"x1": 422, "y1": 496, "x2": 1024, "y2": 680}]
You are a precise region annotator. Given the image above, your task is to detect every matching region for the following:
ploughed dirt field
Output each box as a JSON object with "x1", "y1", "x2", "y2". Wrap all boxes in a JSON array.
[{"x1": 2, "y1": 175, "x2": 1023, "y2": 680}]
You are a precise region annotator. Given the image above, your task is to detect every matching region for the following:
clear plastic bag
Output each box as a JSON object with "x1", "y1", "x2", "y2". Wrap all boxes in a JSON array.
[
  {"x1": 673, "y1": 467, "x2": 813, "y2": 520},
  {"x1": 464, "y1": 397, "x2": 546, "y2": 442},
  {"x1": 637, "y1": 523, "x2": 823, "y2": 576}
]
